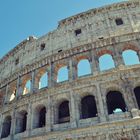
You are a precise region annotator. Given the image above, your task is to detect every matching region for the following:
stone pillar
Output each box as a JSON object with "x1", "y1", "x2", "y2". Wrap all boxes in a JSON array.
[
  {"x1": 10, "y1": 109, "x2": 16, "y2": 138},
  {"x1": 31, "y1": 70, "x2": 36, "y2": 93},
  {"x1": 121, "y1": 79, "x2": 136, "y2": 111},
  {"x1": 91, "y1": 48, "x2": 99, "y2": 74},
  {"x1": 48, "y1": 63, "x2": 55, "y2": 87},
  {"x1": 0, "y1": 114, "x2": 3, "y2": 138},
  {"x1": 113, "y1": 46, "x2": 124, "y2": 67},
  {"x1": 70, "y1": 91, "x2": 77, "y2": 128},
  {"x1": 16, "y1": 76, "x2": 21, "y2": 98},
  {"x1": 4, "y1": 84, "x2": 9, "y2": 104},
  {"x1": 68, "y1": 59, "x2": 77, "y2": 82},
  {"x1": 27, "y1": 103, "x2": 32, "y2": 136},
  {"x1": 16, "y1": 76, "x2": 23, "y2": 98},
  {"x1": 46, "y1": 95, "x2": 52, "y2": 132},
  {"x1": 96, "y1": 83, "x2": 107, "y2": 122}
]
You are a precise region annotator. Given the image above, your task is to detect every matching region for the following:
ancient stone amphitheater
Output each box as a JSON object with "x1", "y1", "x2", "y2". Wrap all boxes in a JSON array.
[{"x1": 0, "y1": 0, "x2": 140, "y2": 140}]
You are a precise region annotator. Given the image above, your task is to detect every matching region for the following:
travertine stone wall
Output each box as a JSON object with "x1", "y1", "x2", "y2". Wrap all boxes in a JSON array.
[{"x1": 0, "y1": 0, "x2": 140, "y2": 140}]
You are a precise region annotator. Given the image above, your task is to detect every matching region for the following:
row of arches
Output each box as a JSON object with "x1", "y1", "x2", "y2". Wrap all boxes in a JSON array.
[
  {"x1": 2, "y1": 86, "x2": 140, "y2": 138},
  {"x1": 9, "y1": 49, "x2": 139, "y2": 101}
]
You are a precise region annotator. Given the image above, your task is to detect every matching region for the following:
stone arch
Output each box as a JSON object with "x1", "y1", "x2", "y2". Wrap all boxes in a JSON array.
[
  {"x1": 97, "y1": 49, "x2": 115, "y2": 71},
  {"x1": 36, "y1": 66, "x2": 49, "y2": 89},
  {"x1": 58, "y1": 100, "x2": 70, "y2": 123},
  {"x1": 122, "y1": 43, "x2": 139, "y2": 52},
  {"x1": 8, "y1": 80, "x2": 17, "y2": 101},
  {"x1": 57, "y1": 65, "x2": 68, "y2": 83},
  {"x1": 77, "y1": 59, "x2": 91, "y2": 77},
  {"x1": 1, "y1": 115, "x2": 11, "y2": 138},
  {"x1": 15, "y1": 110, "x2": 27, "y2": 134},
  {"x1": 54, "y1": 60, "x2": 69, "y2": 83},
  {"x1": 106, "y1": 91, "x2": 127, "y2": 114},
  {"x1": 134, "y1": 86, "x2": 140, "y2": 109},
  {"x1": 33, "y1": 104, "x2": 46, "y2": 129},
  {"x1": 97, "y1": 49, "x2": 113, "y2": 57},
  {"x1": 21, "y1": 73, "x2": 32, "y2": 95},
  {"x1": 80, "y1": 95, "x2": 97, "y2": 119},
  {"x1": 122, "y1": 49, "x2": 139, "y2": 66}
]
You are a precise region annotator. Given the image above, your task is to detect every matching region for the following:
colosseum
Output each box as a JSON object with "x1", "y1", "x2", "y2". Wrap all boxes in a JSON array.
[{"x1": 0, "y1": 0, "x2": 140, "y2": 140}]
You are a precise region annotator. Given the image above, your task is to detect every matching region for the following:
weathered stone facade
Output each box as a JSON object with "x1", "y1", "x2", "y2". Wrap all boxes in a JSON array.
[{"x1": 0, "y1": 0, "x2": 140, "y2": 140}]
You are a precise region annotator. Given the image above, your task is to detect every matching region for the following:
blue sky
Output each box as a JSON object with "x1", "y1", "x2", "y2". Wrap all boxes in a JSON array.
[{"x1": 0, "y1": 0, "x2": 126, "y2": 58}]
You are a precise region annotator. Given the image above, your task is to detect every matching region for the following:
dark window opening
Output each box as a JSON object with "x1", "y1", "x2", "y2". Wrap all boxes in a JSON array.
[
  {"x1": 58, "y1": 101, "x2": 70, "y2": 123},
  {"x1": 15, "y1": 58, "x2": 19, "y2": 65},
  {"x1": 58, "y1": 49, "x2": 62, "y2": 53},
  {"x1": 81, "y1": 95, "x2": 97, "y2": 119},
  {"x1": 75, "y1": 29, "x2": 82, "y2": 36},
  {"x1": 40, "y1": 43, "x2": 46, "y2": 51},
  {"x1": 38, "y1": 107, "x2": 46, "y2": 128},
  {"x1": 15, "y1": 111, "x2": 27, "y2": 134},
  {"x1": 107, "y1": 91, "x2": 127, "y2": 114},
  {"x1": 1, "y1": 116, "x2": 11, "y2": 138},
  {"x1": 115, "y1": 18, "x2": 123, "y2": 26},
  {"x1": 98, "y1": 37, "x2": 104, "y2": 39},
  {"x1": 134, "y1": 87, "x2": 140, "y2": 109}
]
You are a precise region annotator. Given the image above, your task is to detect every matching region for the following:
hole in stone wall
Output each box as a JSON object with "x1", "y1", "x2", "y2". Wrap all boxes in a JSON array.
[
  {"x1": 99, "y1": 54, "x2": 115, "y2": 71},
  {"x1": 39, "y1": 72, "x2": 48, "y2": 89},
  {"x1": 115, "y1": 18, "x2": 123, "y2": 26},
  {"x1": 58, "y1": 101, "x2": 70, "y2": 123},
  {"x1": 57, "y1": 66, "x2": 68, "y2": 83},
  {"x1": 58, "y1": 50, "x2": 62, "y2": 53},
  {"x1": 40, "y1": 43, "x2": 46, "y2": 51},
  {"x1": 75, "y1": 29, "x2": 82, "y2": 36},
  {"x1": 23, "y1": 80, "x2": 31, "y2": 95},
  {"x1": 78, "y1": 59, "x2": 91, "y2": 77},
  {"x1": 15, "y1": 111, "x2": 27, "y2": 134},
  {"x1": 106, "y1": 91, "x2": 127, "y2": 114},
  {"x1": 122, "y1": 50, "x2": 139, "y2": 66},
  {"x1": 81, "y1": 95, "x2": 97, "y2": 119},
  {"x1": 1, "y1": 116, "x2": 11, "y2": 138},
  {"x1": 134, "y1": 87, "x2": 140, "y2": 109}
]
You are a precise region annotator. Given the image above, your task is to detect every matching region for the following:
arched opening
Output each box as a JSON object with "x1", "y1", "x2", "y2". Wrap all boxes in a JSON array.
[
  {"x1": 58, "y1": 100, "x2": 70, "y2": 123},
  {"x1": 122, "y1": 50, "x2": 139, "y2": 65},
  {"x1": 106, "y1": 91, "x2": 127, "y2": 114},
  {"x1": 99, "y1": 54, "x2": 115, "y2": 71},
  {"x1": 23, "y1": 80, "x2": 31, "y2": 95},
  {"x1": 57, "y1": 66, "x2": 68, "y2": 83},
  {"x1": 33, "y1": 105, "x2": 46, "y2": 129},
  {"x1": 10, "y1": 89, "x2": 16, "y2": 101},
  {"x1": 15, "y1": 111, "x2": 27, "y2": 134},
  {"x1": 1, "y1": 116, "x2": 11, "y2": 138},
  {"x1": 39, "y1": 72, "x2": 48, "y2": 89},
  {"x1": 78, "y1": 59, "x2": 91, "y2": 77},
  {"x1": 134, "y1": 87, "x2": 140, "y2": 109},
  {"x1": 81, "y1": 95, "x2": 97, "y2": 119}
]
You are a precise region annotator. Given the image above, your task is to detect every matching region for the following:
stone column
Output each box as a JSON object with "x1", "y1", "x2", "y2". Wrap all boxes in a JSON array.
[
  {"x1": 68, "y1": 59, "x2": 77, "y2": 82},
  {"x1": 0, "y1": 114, "x2": 3, "y2": 138},
  {"x1": 10, "y1": 108, "x2": 16, "y2": 138},
  {"x1": 121, "y1": 78, "x2": 136, "y2": 111},
  {"x1": 31, "y1": 70, "x2": 36, "y2": 93},
  {"x1": 16, "y1": 76, "x2": 23, "y2": 98},
  {"x1": 113, "y1": 46, "x2": 124, "y2": 67},
  {"x1": 4, "y1": 84, "x2": 9, "y2": 104},
  {"x1": 91, "y1": 48, "x2": 99, "y2": 74},
  {"x1": 46, "y1": 95, "x2": 52, "y2": 132},
  {"x1": 48, "y1": 63, "x2": 55, "y2": 87},
  {"x1": 70, "y1": 91, "x2": 77, "y2": 128},
  {"x1": 96, "y1": 83, "x2": 107, "y2": 122},
  {"x1": 16, "y1": 76, "x2": 20, "y2": 98},
  {"x1": 27, "y1": 103, "x2": 32, "y2": 136}
]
